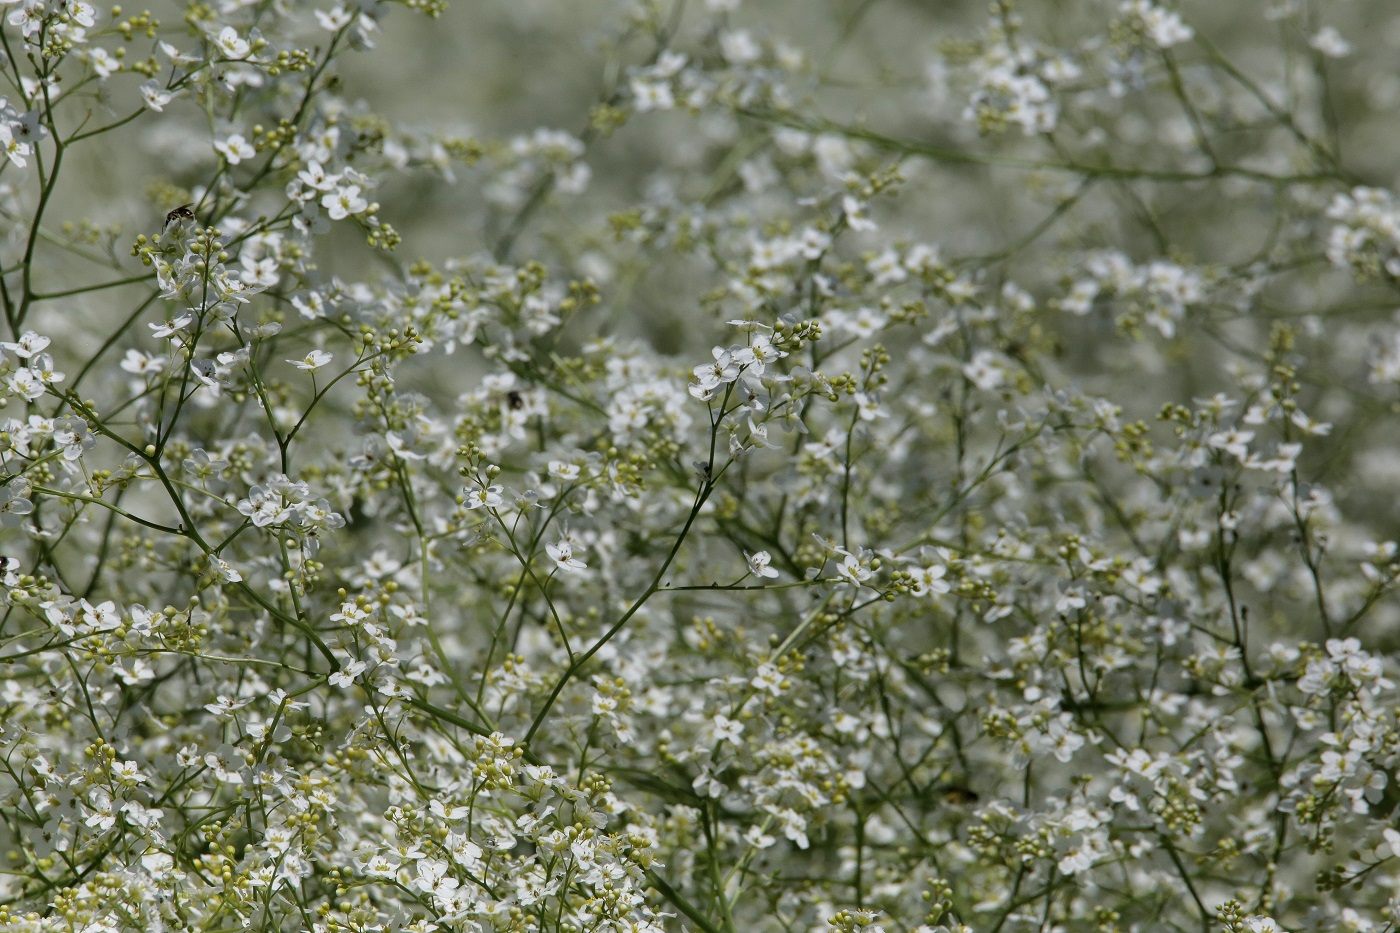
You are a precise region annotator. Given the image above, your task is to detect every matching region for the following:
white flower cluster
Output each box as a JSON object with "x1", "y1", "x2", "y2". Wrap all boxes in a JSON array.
[
  {"x1": 1057, "y1": 250, "x2": 1205, "y2": 338},
  {"x1": 2, "y1": 0, "x2": 1400, "y2": 932},
  {"x1": 1326, "y1": 186, "x2": 1400, "y2": 279}
]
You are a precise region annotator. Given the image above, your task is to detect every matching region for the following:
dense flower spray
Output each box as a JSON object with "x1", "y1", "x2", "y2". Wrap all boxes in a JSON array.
[{"x1": 1, "y1": 1, "x2": 1399, "y2": 932}]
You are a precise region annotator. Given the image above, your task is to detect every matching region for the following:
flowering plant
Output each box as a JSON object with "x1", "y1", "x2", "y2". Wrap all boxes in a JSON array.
[{"x1": 2, "y1": 1, "x2": 1399, "y2": 932}]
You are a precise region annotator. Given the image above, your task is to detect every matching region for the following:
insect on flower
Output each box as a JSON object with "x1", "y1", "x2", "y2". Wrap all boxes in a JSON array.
[{"x1": 163, "y1": 204, "x2": 196, "y2": 231}]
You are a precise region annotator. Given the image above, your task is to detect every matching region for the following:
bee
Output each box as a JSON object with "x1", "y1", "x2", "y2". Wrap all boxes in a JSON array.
[
  {"x1": 506, "y1": 390, "x2": 525, "y2": 411},
  {"x1": 940, "y1": 786, "x2": 980, "y2": 806},
  {"x1": 163, "y1": 204, "x2": 196, "y2": 231}
]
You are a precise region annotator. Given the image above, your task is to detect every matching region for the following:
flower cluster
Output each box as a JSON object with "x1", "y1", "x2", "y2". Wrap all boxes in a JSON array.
[{"x1": 2, "y1": 1, "x2": 1400, "y2": 932}]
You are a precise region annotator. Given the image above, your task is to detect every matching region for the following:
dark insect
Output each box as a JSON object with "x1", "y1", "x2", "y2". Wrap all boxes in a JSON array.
[
  {"x1": 0, "y1": 556, "x2": 16, "y2": 572},
  {"x1": 164, "y1": 204, "x2": 196, "y2": 230},
  {"x1": 940, "y1": 786, "x2": 980, "y2": 806},
  {"x1": 506, "y1": 390, "x2": 524, "y2": 410}
]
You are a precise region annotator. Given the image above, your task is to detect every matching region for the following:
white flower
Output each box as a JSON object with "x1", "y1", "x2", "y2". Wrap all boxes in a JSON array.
[
  {"x1": 867, "y1": 248, "x2": 908, "y2": 285},
  {"x1": 288, "y1": 350, "x2": 333, "y2": 372},
  {"x1": 1243, "y1": 918, "x2": 1285, "y2": 933},
  {"x1": 322, "y1": 183, "x2": 368, "y2": 220},
  {"x1": 719, "y1": 29, "x2": 760, "y2": 65},
  {"x1": 732, "y1": 333, "x2": 786, "y2": 377},
  {"x1": 631, "y1": 78, "x2": 674, "y2": 112},
  {"x1": 548, "y1": 460, "x2": 581, "y2": 482},
  {"x1": 0, "y1": 123, "x2": 30, "y2": 168},
  {"x1": 139, "y1": 80, "x2": 175, "y2": 111},
  {"x1": 150, "y1": 312, "x2": 194, "y2": 339},
  {"x1": 386, "y1": 431, "x2": 427, "y2": 461},
  {"x1": 910, "y1": 564, "x2": 950, "y2": 597},
  {"x1": 1, "y1": 331, "x2": 50, "y2": 358},
  {"x1": 836, "y1": 550, "x2": 873, "y2": 586},
  {"x1": 1207, "y1": 428, "x2": 1253, "y2": 460},
  {"x1": 86, "y1": 47, "x2": 120, "y2": 78},
  {"x1": 298, "y1": 160, "x2": 339, "y2": 191},
  {"x1": 1289, "y1": 410, "x2": 1331, "y2": 436},
  {"x1": 842, "y1": 195, "x2": 877, "y2": 232},
  {"x1": 0, "y1": 480, "x2": 35, "y2": 526},
  {"x1": 963, "y1": 350, "x2": 1005, "y2": 391},
  {"x1": 854, "y1": 391, "x2": 887, "y2": 422},
  {"x1": 1309, "y1": 26, "x2": 1351, "y2": 59},
  {"x1": 214, "y1": 26, "x2": 251, "y2": 59},
  {"x1": 798, "y1": 226, "x2": 832, "y2": 258},
  {"x1": 463, "y1": 484, "x2": 504, "y2": 510},
  {"x1": 743, "y1": 825, "x2": 776, "y2": 848},
  {"x1": 712, "y1": 714, "x2": 744, "y2": 743},
  {"x1": 691, "y1": 347, "x2": 740, "y2": 399},
  {"x1": 62, "y1": 0, "x2": 96, "y2": 26},
  {"x1": 751, "y1": 663, "x2": 785, "y2": 696},
  {"x1": 211, "y1": 556, "x2": 242, "y2": 583},
  {"x1": 546, "y1": 536, "x2": 587, "y2": 573},
  {"x1": 1121, "y1": 1, "x2": 1193, "y2": 48},
  {"x1": 158, "y1": 41, "x2": 199, "y2": 65},
  {"x1": 746, "y1": 550, "x2": 779, "y2": 579},
  {"x1": 315, "y1": 4, "x2": 352, "y2": 30},
  {"x1": 329, "y1": 660, "x2": 367, "y2": 688},
  {"x1": 7, "y1": 0, "x2": 44, "y2": 38},
  {"x1": 6, "y1": 368, "x2": 44, "y2": 401},
  {"x1": 215, "y1": 133, "x2": 257, "y2": 164}
]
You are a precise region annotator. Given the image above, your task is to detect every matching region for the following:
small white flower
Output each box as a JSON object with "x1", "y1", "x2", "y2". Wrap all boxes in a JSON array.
[
  {"x1": 719, "y1": 29, "x2": 761, "y2": 65},
  {"x1": 215, "y1": 133, "x2": 257, "y2": 165},
  {"x1": 546, "y1": 537, "x2": 587, "y2": 573},
  {"x1": 288, "y1": 349, "x2": 333, "y2": 372},
  {"x1": 743, "y1": 825, "x2": 776, "y2": 848},
  {"x1": 159, "y1": 41, "x2": 199, "y2": 65},
  {"x1": 0, "y1": 124, "x2": 30, "y2": 168},
  {"x1": 712, "y1": 714, "x2": 743, "y2": 743},
  {"x1": 298, "y1": 160, "x2": 340, "y2": 191},
  {"x1": 1, "y1": 331, "x2": 50, "y2": 358},
  {"x1": 691, "y1": 347, "x2": 740, "y2": 399},
  {"x1": 1207, "y1": 428, "x2": 1253, "y2": 460},
  {"x1": 329, "y1": 660, "x2": 367, "y2": 688},
  {"x1": 86, "y1": 47, "x2": 120, "y2": 78},
  {"x1": 910, "y1": 564, "x2": 950, "y2": 597},
  {"x1": 853, "y1": 391, "x2": 887, "y2": 422},
  {"x1": 1121, "y1": 0, "x2": 1193, "y2": 48},
  {"x1": 842, "y1": 195, "x2": 877, "y2": 232},
  {"x1": 963, "y1": 350, "x2": 1006, "y2": 391},
  {"x1": 211, "y1": 556, "x2": 242, "y2": 583},
  {"x1": 1309, "y1": 26, "x2": 1351, "y2": 59},
  {"x1": 836, "y1": 550, "x2": 873, "y2": 586},
  {"x1": 214, "y1": 25, "x2": 251, "y2": 59},
  {"x1": 464, "y1": 484, "x2": 504, "y2": 510},
  {"x1": 630, "y1": 78, "x2": 674, "y2": 112},
  {"x1": 548, "y1": 460, "x2": 581, "y2": 482},
  {"x1": 150, "y1": 312, "x2": 194, "y2": 339},
  {"x1": 63, "y1": 0, "x2": 96, "y2": 27},
  {"x1": 322, "y1": 183, "x2": 368, "y2": 220},
  {"x1": 315, "y1": 3, "x2": 353, "y2": 30},
  {"x1": 746, "y1": 550, "x2": 779, "y2": 579},
  {"x1": 751, "y1": 663, "x2": 785, "y2": 696},
  {"x1": 139, "y1": 80, "x2": 175, "y2": 112}
]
